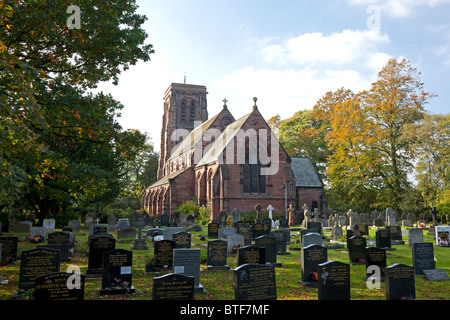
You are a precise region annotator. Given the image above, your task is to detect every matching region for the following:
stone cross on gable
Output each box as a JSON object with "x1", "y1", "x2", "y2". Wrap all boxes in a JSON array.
[{"x1": 223, "y1": 98, "x2": 228, "y2": 108}]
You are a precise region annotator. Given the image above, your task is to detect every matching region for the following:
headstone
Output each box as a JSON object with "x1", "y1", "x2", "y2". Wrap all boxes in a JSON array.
[
  {"x1": 233, "y1": 263, "x2": 277, "y2": 300},
  {"x1": 386, "y1": 207, "x2": 395, "y2": 226},
  {"x1": 402, "y1": 219, "x2": 412, "y2": 227},
  {"x1": 219, "y1": 227, "x2": 236, "y2": 240},
  {"x1": 207, "y1": 222, "x2": 219, "y2": 239},
  {"x1": 234, "y1": 220, "x2": 246, "y2": 229},
  {"x1": 34, "y1": 272, "x2": 85, "y2": 301},
  {"x1": 153, "y1": 239, "x2": 175, "y2": 269},
  {"x1": 218, "y1": 211, "x2": 227, "y2": 227},
  {"x1": 318, "y1": 261, "x2": 351, "y2": 300},
  {"x1": 152, "y1": 273, "x2": 195, "y2": 300},
  {"x1": 365, "y1": 247, "x2": 386, "y2": 282},
  {"x1": 385, "y1": 264, "x2": 415, "y2": 300},
  {"x1": 435, "y1": 226, "x2": 450, "y2": 247},
  {"x1": 117, "y1": 227, "x2": 137, "y2": 239},
  {"x1": 278, "y1": 218, "x2": 289, "y2": 229},
  {"x1": 18, "y1": 248, "x2": 60, "y2": 291},
  {"x1": 237, "y1": 225, "x2": 252, "y2": 246},
  {"x1": 422, "y1": 269, "x2": 450, "y2": 281},
  {"x1": 131, "y1": 218, "x2": 148, "y2": 250},
  {"x1": 130, "y1": 211, "x2": 139, "y2": 226},
  {"x1": 100, "y1": 249, "x2": 135, "y2": 295},
  {"x1": 270, "y1": 230, "x2": 289, "y2": 255},
  {"x1": 227, "y1": 233, "x2": 245, "y2": 254},
  {"x1": 303, "y1": 232, "x2": 323, "y2": 247},
  {"x1": 230, "y1": 208, "x2": 241, "y2": 226},
  {"x1": 173, "y1": 248, "x2": 204, "y2": 293},
  {"x1": 67, "y1": 220, "x2": 81, "y2": 232},
  {"x1": 117, "y1": 218, "x2": 130, "y2": 230},
  {"x1": 30, "y1": 226, "x2": 46, "y2": 239},
  {"x1": 107, "y1": 214, "x2": 117, "y2": 230},
  {"x1": 0, "y1": 236, "x2": 18, "y2": 265},
  {"x1": 173, "y1": 232, "x2": 192, "y2": 249},
  {"x1": 179, "y1": 213, "x2": 187, "y2": 224},
  {"x1": 301, "y1": 244, "x2": 327, "y2": 286},
  {"x1": 388, "y1": 225, "x2": 404, "y2": 245},
  {"x1": 307, "y1": 221, "x2": 322, "y2": 235},
  {"x1": 267, "y1": 205, "x2": 275, "y2": 228},
  {"x1": 251, "y1": 222, "x2": 265, "y2": 239},
  {"x1": 44, "y1": 231, "x2": 74, "y2": 261},
  {"x1": 373, "y1": 219, "x2": 384, "y2": 227},
  {"x1": 42, "y1": 219, "x2": 56, "y2": 233},
  {"x1": 300, "y1": 229, "x2": 316, "y2": 244},
  {"x1": 146, "y1": 228, "x2": 164, "y2": 239},
  {"x1": 207, "y1": 240, "x2": 230, "y2": 270},
  {"x1": 163, "y1": 227, "x2": 184, "y2": 240},
  {"x1": 261, "y1": 217, "x2": 272, "y2": 235},
  {"x1": 186, "y1": 214, "x2": 195, "y2": 224},
  {"x1": 160, "y1": 214, "x2": 169, "y2": 227},
  {"x1": 86, "y1": 236, "x2": 116, "y2": 275},
  {"x1": 237, "y1": 245, "x2": 266, "y2": 266},
  {"x1": 347, "y1": 235, "x2": 367, "y2": 264},
  {"x1": 412, "y1": 243, "x2": 435, "y2": 275},
  {"x1": 254, "y1": 235, "x2": 281, "y2": 267},
  {"x1": 408, "y1": 228, "x2": 423, "y2": 248},
  {"x1": 376, "y1": 228, "x2": 392, "y2": 249},
  {"x1": 84, "y1": 214, "x2": 94, "y2": 229}
]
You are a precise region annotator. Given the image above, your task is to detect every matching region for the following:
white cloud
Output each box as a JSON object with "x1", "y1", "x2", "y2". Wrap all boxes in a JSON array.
[{"x1": 347, "y1": 0, "x2": 450, "y2": 17}]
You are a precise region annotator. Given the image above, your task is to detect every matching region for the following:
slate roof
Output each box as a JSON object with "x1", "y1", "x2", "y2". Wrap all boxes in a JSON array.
[{"x1": 290, "y1": 157, "x2": 323, "y2": 188}]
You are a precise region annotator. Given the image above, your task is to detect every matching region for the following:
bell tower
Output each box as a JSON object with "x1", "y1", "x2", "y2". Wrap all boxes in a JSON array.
[{"x1": 157, "y1": 83, "x2": 208, "y2": 179}]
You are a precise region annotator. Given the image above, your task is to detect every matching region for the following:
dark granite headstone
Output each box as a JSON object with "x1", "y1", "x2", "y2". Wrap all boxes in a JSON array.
[
  {"x1": 279, "y1": 218, "x2": 289, "y2": 229},
  {"x1": 237, "y1": 225, "x2": 252, "y2": 246},
  {"x1": 251, "y1": 222, "x2": 265, "y2": 239},
  {"x1": 270, "y1": 230, "x2": 289, "y2": 255},
  {"x1": 206, "y1": 240, "x2": 230, "y2": 270},
  {"x1": 388, "y1": 225, "x2": 404, "y2": 244},
  {"x1": 376, "y1": 228, "x2": 392, "y2": 249},
  {"x1": 46, "y1": 231, "x2": 74, "y2": 261},
  {"x1": 237, "y1": 245, "x2": 266, "y2": 266},
  {"x1": 152, "y1": 273, "x2": 194, "y2": 300},
  {"x1": 254, "y1": 235, "x2": 281, "y2": 267},
  {"x1": 307, "y1": 221, "x2": 322, "y2": 235},
  {"x1": 100, "y1": 249, "x2": 135, "y2": 295},
  {"x1": 172, "y1": 232, "x2": 191, "y2": 249},
  {"x1": 422, "y1": 269, "x2": 450, "y2": 281},
  {"x1": 34, "y1": 272, "x2": 85, "y2": 301},
  {"x1": 301, "y1": 244, "x2": 327, "y2": 286},
  {"x1": 0, "y1": 236, "x2": 18, "y2": 265},
  {"x1": 365, "y1": 247, "x2": 386, "y2": 281},
  {"x1": 347, "y1": 235, "x2": 367, "y2": 264},
  {"x1": 86, "y1": 236, "x2": 116, "y2": 275},
  {"x1": 18, "y1": 248, "x2": 60, "y2": 291},
  {"x1": 233, "y1": 263, "x2": 277, "y2": 300},
  {"x1": 318, "y1": 261, "x2": 350, "y2": 300},
  {"x1": 385, "y1": 263, "x2": 415, "y2": 300},
  {"x1": 207, "y1": 222, "x2": 219, "y2": 239},
  {"x1": 300, "y1": 229, "x2": 315, "y2": 244},
  {"x1": 412, "y1": 242, "x2": 435, "y2": 275},
  {"x1": 261, "y1": 217, "x2": 272, "y2": 235},
  {"x1": 153, "y1": 239, "x2": 175, "y2": 268},
  {"x1": 173, "y1": 248, "x2": 204, "y2": 293},
  {"x1": 160, "y1": 214, "x2": 169, "y2": 227}
]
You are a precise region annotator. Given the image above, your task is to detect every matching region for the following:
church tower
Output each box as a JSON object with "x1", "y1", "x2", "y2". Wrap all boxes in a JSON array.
[{"x1": 157, "y1": 83, "x2": 208, "y2": 179}]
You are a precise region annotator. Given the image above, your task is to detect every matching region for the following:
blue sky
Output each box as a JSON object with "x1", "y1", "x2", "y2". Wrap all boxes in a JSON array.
[{"x1": 96, "y1": 0, "x2": 450, "y2": 151}]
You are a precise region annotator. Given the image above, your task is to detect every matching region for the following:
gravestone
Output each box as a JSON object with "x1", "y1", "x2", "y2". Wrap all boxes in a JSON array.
[
  {"x1": 303, "y1": 232, "x2": 323, "y2": 247},
  {"x1": 233, "y1": 264, "x2": 277, "y2": 300},
  {"x1": 218, "y1": 211, "x2": 227, "y2": 227},
  {"x1": 234, "y1": 220, "x2": 246, "y2": 229},
  {"x1": 100, "y1": 249, "x2": 135, "y2": 295},
  {"x1": 365, "y1": 247, "x2": 386, "y2": 282},
  {"x1": 117, "y1": 218, "x2": 130, "y2": 230},
  {"x1": 227, "y1": 233, "x2": 245, "y2": 254},
  {"x1": 86, "y1": 236, "x2": 116, "y2": 275},
  {"x1": 89, "y1": 224, "x2": 108, "y2": 237},
  {"x1": 422, "y1": 269, "x2": 450, "y2": 281},
  {"x1": 301, "y1": 244, "x2": 328, "y2": 287},
  {"x1": 163, "y1": 227, "x2": 184, "y2": 240},
  {"x1": 152, "y1": 273, "x2": 195, "y2": 300},
  {"x1": 131, "y1": 218, "x2": 148, "y2": 250},
  {"x1": 117, "y1": 227, "x2": 136, "y2": 239},
  {"x1": 84, "y1": 214, "x2": 94, "y2": 229},
  {"x1": 385, "y1": 264, "x2": 415, "y2": 300},
  {"x1": 388, "y1": 225, "x2": 404, "y2": 245},
  {"x1": 187, "y1": 214, "x2": 195, "y2": 224},
  {"x1": 173, "y1": 248, "x2": 204, "y2": 293},
  {"x1": 153, "y1": 239, "x2": 175, "y2": 269},
  {"x1": 252, "y1": 222, "x2": 265, "y2": 239},
  {"x1": 237, "y1": 245, "x2": 266, "y2": 266},
  {"x1": 44, "y1": 231, "x2": 74, "y2": 262},
  {"x1": 230, "y1": 208, "x2": 241, "y2": 226},
  {"x1": 300, "y1": 229, "x2": 316, "y2": 244},
  {"x1": 68, "y1": 220, "x2": 81, "y2": 232},
  {"x1": 347, "y1": 235, "x2": 367, "y2": 264},
  {"x1": 207, "y1": 240, "x2": 230, "y2": 270},
  {"x1": 435, "y1": 226, "x2": 450, "y2": 247},
  {"x1": 261, "y1": 217, "x2": 272, "y2": 235},
  {"x1": 107, "y1": 214, "x2": 117, "y2": 230},
  {"x1": 354, "y1": 224, "x2": 369, "y2": 236},
  {"x1": 30, "y1": 226, "x2": 46, "y2": 239},
  {"x1": 130, "y1": 211, "x2": 139, "y2": 226},
  {"x1": 318, "y1": 261, "x2": 351, "y2": 300},
  {"x1": 219, "y1": 227, "x2": 236, "y2": 240},
  {"x1": 254, "y1": 235, "x2": 281, "y2": 267},
  {"x1": 18, "y1": 248, "x2": 60, "y2": 291},
  {"x1": 0, "y1": 236, "x2": 18, "y2": 265},
  {"x1": 237, "y1": 225, "x2": 252, "y2": 246},
  {"x1": 179, "y1": 213, "x2": 187, "y2": 224},
  {"x1": 307, "y1": 221, "x2": 322, "y2": 235},
  {"x1": 278, "y1": 218, "x2": 289, "y2": 229},
  {"x1": 160, "y1": 214, "x2": 169, "y2": 227},
  {"x1": 173, "y1": 232, "x2": 191, "y2": 249},
  {"x1": 376, "y1": 228, "x2": 392, "y2": 249},
  {"x1": 270, "y1": 230, "x2": 289, "y2": 255},
  {"x1": 42, "y1": 219, "x2": 56, "y2": 233},
  {"x1": 408, "y1": 228, "x2": 423, "y2": 248},
  {"x1": 34, "y1": 272, "x2": 85, "y2": 301},
  {"x1": 146, "y1": 228, "x2": 164, "y2": 239},
  {"x1": 207, "y1": 222, "x2": 219, "y2": 239},
  {"x1": 412, "y1": 243, "x2": 435, "y2": 275}
]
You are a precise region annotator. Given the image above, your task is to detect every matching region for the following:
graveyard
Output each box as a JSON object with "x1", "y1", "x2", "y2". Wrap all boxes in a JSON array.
[{"x1": 0, "y1": 214, "x2": 449, "y2": 301}]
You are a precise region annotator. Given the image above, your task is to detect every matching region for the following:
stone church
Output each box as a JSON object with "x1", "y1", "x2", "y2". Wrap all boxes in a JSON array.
[{"x1": 141, "y1": 82, "x2": 327, "y2": 222}]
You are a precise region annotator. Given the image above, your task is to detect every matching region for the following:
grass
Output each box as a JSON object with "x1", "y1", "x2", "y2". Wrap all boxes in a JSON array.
[{"x1": 0, "y1": 224, "x2": 449, "y2": 301}]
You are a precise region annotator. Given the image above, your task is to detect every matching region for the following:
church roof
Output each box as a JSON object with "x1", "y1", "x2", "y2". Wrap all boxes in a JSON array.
[
  {"x1": 290, "y1": 157, "x2": 323, "y2": 188},
  {"x1": 146, "y1": 167, "x2": 191, "y2": 188}
]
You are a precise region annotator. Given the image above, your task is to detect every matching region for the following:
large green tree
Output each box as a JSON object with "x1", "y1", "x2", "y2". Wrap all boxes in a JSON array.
[{"x1": 1, "y1": 0, "x2": 154, "y2": 222}]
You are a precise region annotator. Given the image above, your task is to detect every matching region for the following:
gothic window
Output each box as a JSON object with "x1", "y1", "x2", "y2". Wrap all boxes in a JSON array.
[
  {"x1": 242, "y1": 162, "x2": 267, "y2": 194},
  {"x1": 180, "y1": 104, "x2": 186, "y2": 122},
  {"x1": 190, "y1": 106, "x2": 195, "y2": 123}
]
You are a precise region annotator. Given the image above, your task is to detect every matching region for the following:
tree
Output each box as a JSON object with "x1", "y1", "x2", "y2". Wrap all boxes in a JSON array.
[{"x1": 1, "y1": 1, "x2": 154, "y2": 222}]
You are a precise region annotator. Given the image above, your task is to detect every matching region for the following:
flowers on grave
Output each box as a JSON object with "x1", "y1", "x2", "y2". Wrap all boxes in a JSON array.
[
  {"x1": 29, "y1": 235, "x2": 44, "y2": 243},
  {"x1": 310, "y1": 272, "x2": 319, "y2": 282},
  {"x1": 106, "y1": 278, "x2": 130, "y2": 292}
]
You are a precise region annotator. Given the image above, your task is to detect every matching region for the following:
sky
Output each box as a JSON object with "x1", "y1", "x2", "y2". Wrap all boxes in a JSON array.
[{"x1": 95, "y1": 0, "x2": 450, "y2": 152}]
